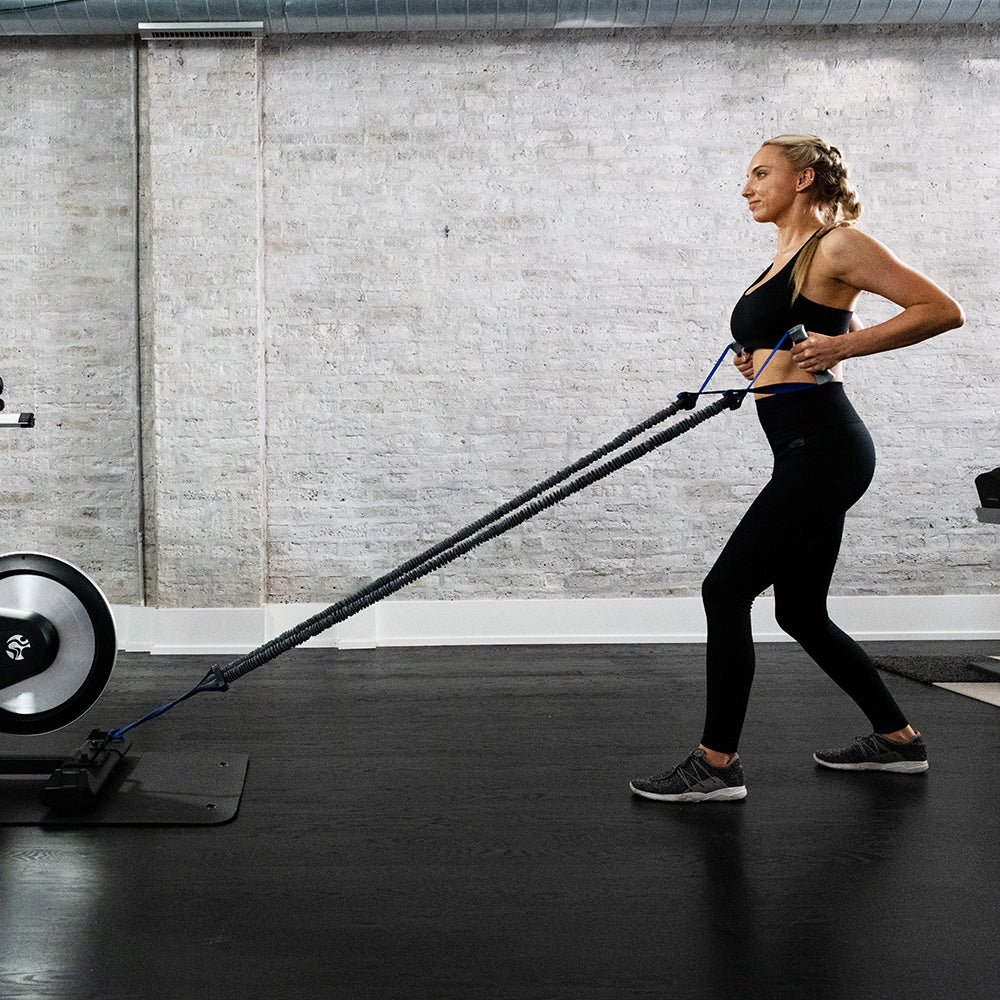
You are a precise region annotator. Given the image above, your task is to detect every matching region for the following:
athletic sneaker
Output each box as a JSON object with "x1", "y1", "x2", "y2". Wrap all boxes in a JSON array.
[
  {"x1": 813, "y1": 732, "x2": 929, "y2": 773},
  {"x1": 629, "y1": 748, "x2": 747, "y2": 802}
]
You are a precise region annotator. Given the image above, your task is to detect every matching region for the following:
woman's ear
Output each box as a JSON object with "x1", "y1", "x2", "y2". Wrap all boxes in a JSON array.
[{"x1": 796, "y1": 167, "x2": 816, "y2": 191}]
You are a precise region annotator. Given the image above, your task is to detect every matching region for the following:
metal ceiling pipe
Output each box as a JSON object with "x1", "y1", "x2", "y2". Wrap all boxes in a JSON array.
[{"x1": 1, "y1": 0, "x2": 999, "y2": 36}]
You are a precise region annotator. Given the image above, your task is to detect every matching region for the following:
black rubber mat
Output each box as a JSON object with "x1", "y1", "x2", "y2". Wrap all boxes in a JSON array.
[
  {"x1": 875, "y1": 655, "x2": 1000, "y2": 684},
  {"x1": 0, "y1": 752, "x2": 248, "y2": 826}
]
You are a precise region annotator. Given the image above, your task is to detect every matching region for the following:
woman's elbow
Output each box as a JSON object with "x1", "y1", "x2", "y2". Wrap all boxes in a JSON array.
[
  {"x1": 945, "y1": 299, "x2": 965, "y2": 332},
  {"x1": 935, "y1": 294, "x2": 965, "y2": 334}
]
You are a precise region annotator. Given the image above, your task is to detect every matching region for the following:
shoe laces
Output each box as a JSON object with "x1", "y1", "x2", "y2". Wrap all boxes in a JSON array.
[
  {"x1": 856, "y1": 733, "x2": 885, "y2": 755},
  {"x1": 670, "y1": 750, "x2": 718, "y2": 790}
]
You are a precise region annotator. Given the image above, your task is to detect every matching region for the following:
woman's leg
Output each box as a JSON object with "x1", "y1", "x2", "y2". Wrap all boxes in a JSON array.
[
  {"x1": 699, "y1": 408, "x2": 899, "y2": 752},
  {"x1": 772, "y1": 520, "x2": 909, "y2": 735},
  {"x1": 699, "y1": 479, "x2": 793, "y2": 754}
]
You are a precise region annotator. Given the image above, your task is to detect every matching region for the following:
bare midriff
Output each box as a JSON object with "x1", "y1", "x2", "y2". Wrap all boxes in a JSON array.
[{"x1": 750, "y1": 348, "x2": 842, "y2": 400}]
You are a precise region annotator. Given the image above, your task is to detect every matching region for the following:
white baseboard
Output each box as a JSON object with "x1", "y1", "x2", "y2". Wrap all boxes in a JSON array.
[{"x1": 111, "y1": 595, "x2": 1000, "y2": 655}]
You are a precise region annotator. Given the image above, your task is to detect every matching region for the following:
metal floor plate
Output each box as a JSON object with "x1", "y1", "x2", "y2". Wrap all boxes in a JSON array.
[{"x1": 0, "y1": 752, "x2": 248, "y2": 826}]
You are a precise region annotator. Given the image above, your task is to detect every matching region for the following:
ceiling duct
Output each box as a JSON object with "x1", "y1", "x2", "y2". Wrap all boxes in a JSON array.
[
  {"x1": 0, "y1": 0, "x2": 998, "y2": 37},
  {"x1": 138, "y1": 21, "x2": 265, "y2": 41}
]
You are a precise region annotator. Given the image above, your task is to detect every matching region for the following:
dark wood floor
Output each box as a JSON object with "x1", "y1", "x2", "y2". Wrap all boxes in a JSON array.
[{"x1": 2, "y1": 640, "x2": 998, "y2": 999}]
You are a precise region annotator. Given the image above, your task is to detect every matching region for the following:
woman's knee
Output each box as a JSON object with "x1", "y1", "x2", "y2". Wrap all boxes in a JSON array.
[
  {"x1": 701, "y1": 565, "x2": 728, "y2": 610},
  {"x1": 774, "y1": 601, "x2": 829, "y2": 644},
  {"x1": 702, "y1": 566, "x2": 753, "y2": 619}
]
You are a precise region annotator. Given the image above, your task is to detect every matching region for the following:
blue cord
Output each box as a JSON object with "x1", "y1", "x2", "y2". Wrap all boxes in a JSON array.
[
  {"x1": 689, "y1": 328, "x2": 805, "y2": 401},
  {"x1": 107, "y1": 669, "x2": 228, "y2": 739},
  {"x1": 697, "y1": 342, "x2": 740, "y2": 394},
  {"x1": 743, "y1": 329, "x2": 793, "y2": 393}
]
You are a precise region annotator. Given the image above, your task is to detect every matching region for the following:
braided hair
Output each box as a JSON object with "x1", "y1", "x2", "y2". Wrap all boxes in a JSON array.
[{"x1": 761, "y1": 134, "x2": 862, "y2": 301}]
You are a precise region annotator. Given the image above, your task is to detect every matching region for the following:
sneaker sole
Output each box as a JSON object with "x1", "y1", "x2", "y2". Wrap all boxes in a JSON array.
[
  {"x1": 629, "y1": 783, "x2": 748, "y2": 803},
  {"x1": 813, "y1": 755, "x2": 929, "y2": 773}
]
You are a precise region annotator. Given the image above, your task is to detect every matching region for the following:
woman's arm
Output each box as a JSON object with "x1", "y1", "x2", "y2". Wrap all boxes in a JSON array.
[{"x1": 791, "y1": 227, "x2": 964, "y2": 374}]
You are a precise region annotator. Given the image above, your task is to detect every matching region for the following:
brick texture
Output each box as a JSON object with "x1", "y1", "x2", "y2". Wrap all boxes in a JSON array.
[
  {"x1": 140, "y1": 40, "x2": 265, "y2": 605},
  {"x1": 0, "y1": 26, "x2": 997, "y2": 610},
  {"x1": 0, "y1": 38, "x2": 141, "y2": 601}
]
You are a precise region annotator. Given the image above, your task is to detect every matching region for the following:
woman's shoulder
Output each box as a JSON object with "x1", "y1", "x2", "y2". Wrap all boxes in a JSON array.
[
  {"x1": 817, "y1": 224, "x2": 882, "y2": 254},
  {"x1": 814, "y1": 225, "x2": 895, "y2": 280}
]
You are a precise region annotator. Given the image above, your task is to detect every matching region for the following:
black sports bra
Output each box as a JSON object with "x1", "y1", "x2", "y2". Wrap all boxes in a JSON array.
[{"x1": 730, "y1": 238, "x2": 853, "y2": 352}]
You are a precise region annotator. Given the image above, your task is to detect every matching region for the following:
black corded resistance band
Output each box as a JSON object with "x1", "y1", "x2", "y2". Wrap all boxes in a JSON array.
[
  {"x1": 108, "y1": 331, "x2": 802, "y2": 739},
  {"x1": 221, "y1": 390, "x2": 741, "y2": 684}
]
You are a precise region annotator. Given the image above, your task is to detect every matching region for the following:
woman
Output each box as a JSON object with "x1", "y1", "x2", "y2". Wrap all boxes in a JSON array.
[{"x1": 630, "y1": 134, "x2": 964, "y2": 803}]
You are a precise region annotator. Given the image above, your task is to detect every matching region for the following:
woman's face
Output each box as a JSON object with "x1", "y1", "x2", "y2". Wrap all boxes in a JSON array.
[{"x1": 742, "y1": 146, "x2": 806, "y2": 224}]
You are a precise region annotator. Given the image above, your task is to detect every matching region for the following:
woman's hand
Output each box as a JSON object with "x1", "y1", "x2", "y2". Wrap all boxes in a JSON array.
[
  {"x1": 733, "y1": 349, "x2": 755, "y2": 381},
  {"x1": 791, "y1": 315, "x2": 864, "y2": 378},
  {"x1": 790, "y1": 332, "x2": 842, "y2": 374}
]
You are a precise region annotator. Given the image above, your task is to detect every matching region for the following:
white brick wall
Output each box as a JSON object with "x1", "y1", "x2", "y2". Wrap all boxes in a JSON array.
[
  {"x1": 1, "y1": 26, "x2": 997, "y2": 615},
  {"x1": 140, "y1": 40, "x2": 265, "y2": 605},
  {"x1": 0, "y1": 39, "x2": 141, "y2": 601},
  {"x1": 260, "y1": 27, "x2": 1000, "y2": 606}
]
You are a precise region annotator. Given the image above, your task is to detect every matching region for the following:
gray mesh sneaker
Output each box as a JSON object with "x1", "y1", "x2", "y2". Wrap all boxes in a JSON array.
[
  {"x1": 630, "y1": 748, "x2": 747, "y2": 802},
  {"x1": 814, "y1": 732, "x2": 929, "y2": 773}
]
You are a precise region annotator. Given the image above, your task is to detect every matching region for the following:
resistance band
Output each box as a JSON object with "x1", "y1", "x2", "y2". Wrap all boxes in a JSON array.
[{"x1": 108, "y1": 328, "x2": 807, "y2": 738}]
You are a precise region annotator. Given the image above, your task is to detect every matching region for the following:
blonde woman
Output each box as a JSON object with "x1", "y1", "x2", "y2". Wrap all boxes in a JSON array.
[{"x1": 631, "y1": 135, "x2": 964, "y2": 803}]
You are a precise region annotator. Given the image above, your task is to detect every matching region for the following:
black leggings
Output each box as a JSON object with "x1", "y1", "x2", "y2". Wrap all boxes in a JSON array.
[{"x1": 700, "y1": 383, "x2": 909, "y2": 753}]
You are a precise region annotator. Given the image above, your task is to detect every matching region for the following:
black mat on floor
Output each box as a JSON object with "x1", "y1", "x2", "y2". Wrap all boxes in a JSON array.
[
  {"x1": 0, "y1": 752, "x2": 249, "y2": 826},
  {"x1": 875, "y1": 655, "x2": 1000, "y2": 685}
]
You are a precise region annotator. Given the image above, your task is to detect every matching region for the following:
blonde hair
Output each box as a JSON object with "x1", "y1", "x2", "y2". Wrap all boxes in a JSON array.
[{"x1": 761, "y1": 134, "x2": 862, "y2": 301}]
